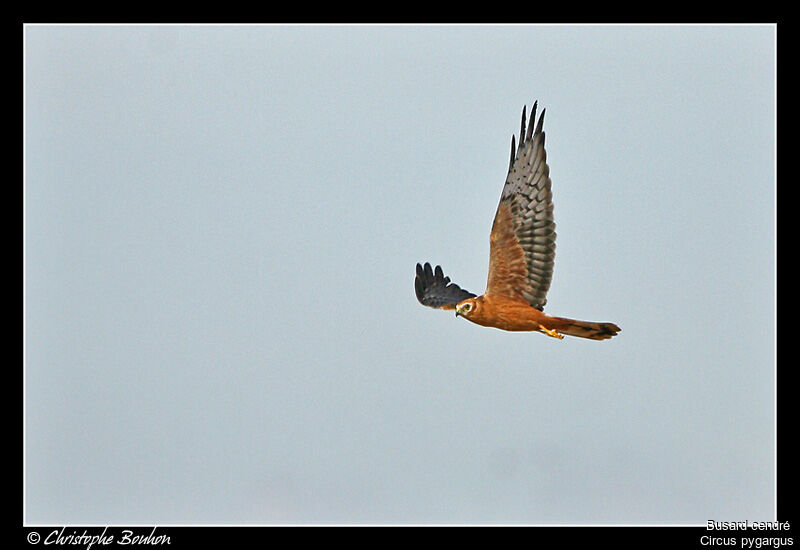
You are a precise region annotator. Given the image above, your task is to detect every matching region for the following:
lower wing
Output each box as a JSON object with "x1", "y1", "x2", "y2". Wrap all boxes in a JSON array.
[{"x1": 414, "y1": 262, "x2": 476, "y2": 310}]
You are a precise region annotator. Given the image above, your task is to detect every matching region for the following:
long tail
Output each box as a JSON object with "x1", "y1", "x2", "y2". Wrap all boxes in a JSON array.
[{"x1": 547, "y1": 316, "x2": 621, "y2": 340}]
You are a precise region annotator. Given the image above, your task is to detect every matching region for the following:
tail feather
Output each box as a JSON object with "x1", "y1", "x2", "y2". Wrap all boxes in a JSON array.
[{"x1": 549, "y1": 316, "x2": 621, "y2": 340}]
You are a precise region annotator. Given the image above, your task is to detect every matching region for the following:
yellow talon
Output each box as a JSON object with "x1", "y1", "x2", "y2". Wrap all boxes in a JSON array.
[{"x1": 540, "y1": 326, "x2": 564, "y2": 339}]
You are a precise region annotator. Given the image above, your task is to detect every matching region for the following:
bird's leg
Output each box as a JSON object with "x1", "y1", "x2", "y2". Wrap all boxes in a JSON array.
[{"x1": 540, "y1": 325, "x2": 564, "y2": 339}]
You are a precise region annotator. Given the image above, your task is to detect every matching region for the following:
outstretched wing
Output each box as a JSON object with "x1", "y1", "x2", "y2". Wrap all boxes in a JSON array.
[
  {"x1": 415, "y1": 262, "x2": 476, "y2": 310},
  {"x1": 486, "y1": 102, "x2": 556, "y2": 310}
]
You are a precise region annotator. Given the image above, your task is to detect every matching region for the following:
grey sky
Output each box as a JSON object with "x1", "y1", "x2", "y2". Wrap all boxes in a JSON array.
[{"x1": 25, "y1": 24, "x2": 775, "y2": 524}]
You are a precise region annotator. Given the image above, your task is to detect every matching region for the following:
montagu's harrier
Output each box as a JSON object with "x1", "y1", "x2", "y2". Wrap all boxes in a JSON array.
[{"x1": 414, "y1": 102, "x2": 620, "y2": 340}]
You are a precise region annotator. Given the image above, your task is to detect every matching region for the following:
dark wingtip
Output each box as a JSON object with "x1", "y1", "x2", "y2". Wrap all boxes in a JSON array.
[
  {"x1": 520, "y1": 105, "x2": 527, "y2": 147},
  {"x1": 526, "y1": 101, "x2": 537, "y2": 140},
  {"x1": 414, "y1": 263, "x2": 476, "y2": 309},
  {"x1": 414, "y1": 276, "x2": 424, "y2": 302},
  {"x1": 536, "y1": 107, "x2": 546, "y2": 135}
]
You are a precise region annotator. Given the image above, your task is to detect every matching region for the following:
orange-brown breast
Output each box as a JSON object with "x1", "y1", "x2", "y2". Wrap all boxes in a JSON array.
[{"x1": 468, "y1": 294, "x2": 548, "y2": 331}]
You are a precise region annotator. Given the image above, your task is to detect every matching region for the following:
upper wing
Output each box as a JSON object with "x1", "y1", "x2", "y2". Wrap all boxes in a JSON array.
[
  {"x1": 415, "y1": 262, "x2": 476, "y2": 310},
  {"x1": 485, "y1": 102, "x2": 556, "y2": 310}
]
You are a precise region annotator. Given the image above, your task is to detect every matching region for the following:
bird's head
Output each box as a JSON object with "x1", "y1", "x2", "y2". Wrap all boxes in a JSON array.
[{"x1": 455, "y1": 297, "x2": 479, "y2": 319}]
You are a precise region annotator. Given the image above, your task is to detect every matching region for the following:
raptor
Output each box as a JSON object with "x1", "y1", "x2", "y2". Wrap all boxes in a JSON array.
[{"x1": 414, "y1": 102, "x2": 620, "y2": 340}]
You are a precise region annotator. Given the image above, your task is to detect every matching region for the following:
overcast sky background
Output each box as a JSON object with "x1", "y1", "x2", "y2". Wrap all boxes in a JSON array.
[{"x1": 25, "y1": 24, "x2": 775, "y2": 525}]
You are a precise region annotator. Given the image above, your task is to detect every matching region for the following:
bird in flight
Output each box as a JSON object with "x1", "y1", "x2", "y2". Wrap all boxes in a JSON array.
[{"x1": 414, "y1": 102, "x2": 620, "y2": 340}]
